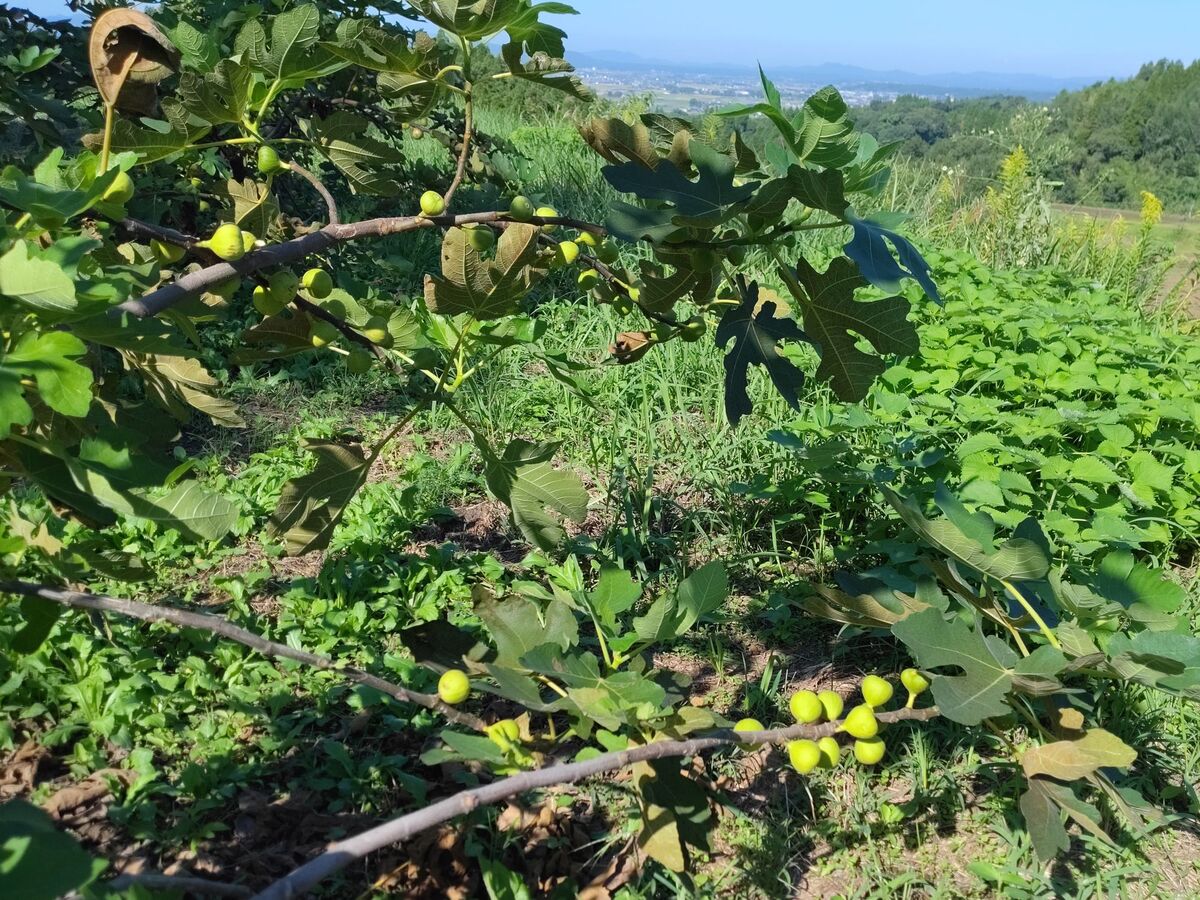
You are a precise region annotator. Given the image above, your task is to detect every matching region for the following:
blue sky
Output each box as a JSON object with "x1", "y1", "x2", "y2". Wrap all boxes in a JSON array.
[
  {"x1": 16, "y1": 0, "x2": 1199, "y2": 78},
  {"x1": 563, "y1": 0, "x2": 1198, "y2": 77}
]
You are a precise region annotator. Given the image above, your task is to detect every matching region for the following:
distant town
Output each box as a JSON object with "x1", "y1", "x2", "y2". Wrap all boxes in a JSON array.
[{"x1": 578, "y1": 64, "x2": 904, "y2": 112}]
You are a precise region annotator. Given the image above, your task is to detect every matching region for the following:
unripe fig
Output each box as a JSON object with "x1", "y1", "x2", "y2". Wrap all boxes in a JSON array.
[
  {"x1": 203, "y1": 223, "x2": 247, "y2": 261},
  {"x1": 554, "y1": 240, "x2": 580, "y2": 267},
  {"x1": 151, "y1": 239, "x2": 186, "y2": 264},
  {"x1": 596, "y1": 240, "x2": 620, "y2": 264},
  {"x1": 853, "y1": 737, "x2": 886, "y2": 765},
  {"x1": 576, "y1": 231, "x2": 598, "y2": 248},
  {"x1": 310, "y1": 320, "x2": 339, "y2": 347},
  {"x1": 726, "y1": 243, "x2": 747, "y2": 265},
  {"x1": 861, "y1": 675, "x2": 894, "y2": 709},
  {"x1": 210, "y1": 276, "x2": 240, "y2": 300},
  {"x1": 817, "y1": 690, "x2": 843, "y2": 722},
  {"x1": 733, "y1": 717, "x2": 764, "y2": 750},
  {"x1": 840, "y1": 704, "x2": 879, "y2": 740},
  {"x1": 577, "y1": 268, "x2": 601, "y2": 291},
  {"x1": 302, "y1": 268, "x2": 333, "y2": 299},
  {"x1": 420, "y1": 190, "x2": 445, "y2": 216},
  {"x1": 267, "y1": 270, "x2": 299, "y2": 305},
  {"x1": 466, "y1": 225, "x2": 495, "y2": 252},
  {"x1": 690, "y1": 247, "x2": 718, "y2": 270},
  {"x1": 680, "y1": 316, "x2": 707, "y2": 343},
  {"x1": 257, "y1": 145, "x2": 284, "y2": 175},
  {"x1": 437, "y1": 669, "x2": 470, "y2": 705},
  {"x1": 362, "y1": 316, "x2": 391, "y2": 346},
  {"x1": 253, "y1": 285, "x2": 285, "y2": 316},
  {"x1": 901, "y1": 668, "x2": 930, "y2": 697},
  {"x1": 787, "y1": 739, "x2": 822, "y2": 775},
  {"x1": 536, "y1": 206, "x2": 559, "y2": 232},
  {"x1": 817, "y1": 736, "x2": 840, "y2": 768},
  {"x1": 241, "y1": 230, "x2": 257, "y2": 255},
  {"x1": 346, "y1": 349, "x2": 372, "y2": 374},
  {"x1": 489, "y1": 718, "x2": 520, "y2": 743},
  {"x1": 102, "y1": 171, "x2": 134, "y2": 204},
  {"x1": 410, "y1": 126, "x2": 424, "y2": 140},
  {"x1": 508, "y1": 195, "x2": 535, "y2": 221},
  {"x1": 789, "y1": 690, "x2": 823, "y2": 724}
]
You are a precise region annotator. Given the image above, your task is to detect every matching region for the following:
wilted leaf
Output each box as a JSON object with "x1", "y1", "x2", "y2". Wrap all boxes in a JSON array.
[{"x1": 1022, "y1": 728, "x2": 1136, "y2": 781}]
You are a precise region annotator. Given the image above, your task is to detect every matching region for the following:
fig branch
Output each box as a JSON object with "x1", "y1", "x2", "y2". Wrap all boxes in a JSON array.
[
  {"x1": 117, "y1": 211, "x2": 607, "y2": 319},
  {"x1": 0, "y1": 580, "x2": 488, "y2": 733},
  {"x1": 251, "y1": 705, "x2": 939, "y2": 900}
]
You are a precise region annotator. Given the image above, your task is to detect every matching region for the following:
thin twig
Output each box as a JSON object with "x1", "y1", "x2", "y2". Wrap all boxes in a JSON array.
[
  {"x1": 290, "y1": 296, "x2": 407, "y2": 376},
  {"x1": 117, "y1": 213, "x2": 604, "y2": 319},
  {"x1": 0, "y1": 581, "x2": 487, "y2": 733},
  {"x1": 441, "y1": 92, "x2": 473, "y2": 210},
  {"x1": 122, "y1": 218, "x2": 202, "y2": 248},
  {"x1": 251, "y1": 705, "x2": 938, "y2": 900},
  {"x1": 284, "y1": 161, "x2": 340, "y2": 225}
]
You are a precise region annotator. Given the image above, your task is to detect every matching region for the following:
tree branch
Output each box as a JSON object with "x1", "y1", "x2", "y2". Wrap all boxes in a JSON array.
[
  {"x1": 117, "y1": 213, "x2": 605, "y2": 320},
  {"x1": 251, "y1": 706, "x2": 939, "y2": 900},
  {"x1": 0, "y1": 581, "x2": 487, "y2": 733},
  {"x1": 441, "y1": 91, "x2": 473, "y2": 210},
  {"x1": 122, "y1": 218, "x2": 201, "y2": 248},
  {"x1": 105, "y1": 873, "x2": 253, "y2": 898},
  {"x1": 284, "y1": 161, "x2": 340, "y2": 226},
  {"x1": 290, "y1": 295, "x2": 408, "y2": 376}
]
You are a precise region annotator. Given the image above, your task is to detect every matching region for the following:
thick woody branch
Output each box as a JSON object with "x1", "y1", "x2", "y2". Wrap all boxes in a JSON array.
[
  {"x1": 122, "y1": 218, "x2": 201, "y2": 248},
  {"x1": 252, "y1": 706, "x2": 938, "y2": 900},
  {"x1": 117, "y1": 213, "x2": 606, "y2": 320},
  {"x1": 0, "y1": 581, "x2": 487, "y2": 733}
]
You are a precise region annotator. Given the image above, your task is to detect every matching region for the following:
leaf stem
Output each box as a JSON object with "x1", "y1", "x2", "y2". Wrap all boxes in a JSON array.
[{"x1": 1000, "y1": 578, "x2": 1062, "y2": 650}]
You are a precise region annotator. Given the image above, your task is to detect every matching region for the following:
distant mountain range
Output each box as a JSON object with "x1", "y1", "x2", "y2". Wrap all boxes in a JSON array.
[{"x1": 567, "y1": 50, "x2": 1107, "y2": 98}]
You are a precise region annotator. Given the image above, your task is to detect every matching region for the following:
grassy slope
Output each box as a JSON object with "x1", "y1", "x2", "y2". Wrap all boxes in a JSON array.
[{"x1": 4, "y1": 116, "x2": 1200, "y2": 898}]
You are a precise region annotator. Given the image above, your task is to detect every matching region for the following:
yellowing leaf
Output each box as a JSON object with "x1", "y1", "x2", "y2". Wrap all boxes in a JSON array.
[{"x1": 1022, "y1": 728, "x2": 1137, "y2": 781}]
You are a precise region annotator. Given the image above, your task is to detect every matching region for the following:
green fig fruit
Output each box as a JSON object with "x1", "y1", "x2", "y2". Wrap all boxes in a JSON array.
[
  {"x1": 466, "y1": 225, "x2": 495, "y2": 252},
  {"x1": 680, "y1": 316, "x2": 707, "y2": 343},
  {"x1": 861, "y1": 675, "x2": 894, "y2": 709},
  {"x1": 202, "y1": 223, "x2": 247, "y2": 261},
  {"x1": 253, "y1": 285, "x2": 285, "y2": 316},
  {"x1": 733, "y1": 717, "x2": 764, "y2": 750},
  {"x1": 437, "y1": 669, "x2": 470, "y2": 705},
  {"x1": 102, "y1": 171, "x2": 134, "y2": 204},
  {"x1": 853, "y1": 737, "x2": 886, "y2": 765},
  {"x1": 310, "y1": 321, "x2": 339, "y2": 348},
  {"x1": 789, "y1": 690, "x2": 823, "y2": 725},
  {"x1": 840, "y1": 704, "x2": 879, "y2": 740},
  {"x1": 151, "y1": 239, "x2": 186, "y2": 264},
  {"x1": 420, "y1": 190, "x2": 446, "y2": 216},
  {"x1": 302, "y1": 268, "x2": 334, "y2": 300},
  {"x1": 257, "y1": 145, "x2": 285, "y2": 175},
  {"x1": 817, "y1": 690, "x2": 843, "y2": 721},
  {"x1": 508, "y1": 195, "x2": 535, "y2": 221},
  {"x1": 817, "y1": 736, "x2": 841, "y2": 768},
  {"x1": 362, "y1": 316, "x2": 392, "y2": 346},
  {"x1": 536, "y1": 206, "x2": 559, "y2": 232},
  {"x1": 787, "y1": 739, "x2": 822, "y2": 775}
]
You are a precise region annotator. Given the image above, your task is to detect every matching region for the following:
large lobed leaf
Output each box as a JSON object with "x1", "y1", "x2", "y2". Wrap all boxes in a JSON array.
[
  {"x1": 714, "y1": 281, "x2": 811, "y2": 427},
  {"x1": 477, "y1": 437, "x2": 586, "y2": 550},
  {"x1": 425, "y1": 223, "x2": 548, "y2": 319},
  {"x1": 267, "y1": 439, "x2": 370, "y2": 555}
]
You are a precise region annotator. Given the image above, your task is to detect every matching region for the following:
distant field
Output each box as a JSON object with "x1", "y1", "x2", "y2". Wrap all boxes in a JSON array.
[{"x1": 1053, "y1": 203, "x2": 1200, "y2": 313}]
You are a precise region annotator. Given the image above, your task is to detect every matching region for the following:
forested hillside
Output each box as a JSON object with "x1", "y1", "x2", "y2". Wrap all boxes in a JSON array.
[{"x1": 848, "y1": 60, "x2": 1200, "y2": 211}]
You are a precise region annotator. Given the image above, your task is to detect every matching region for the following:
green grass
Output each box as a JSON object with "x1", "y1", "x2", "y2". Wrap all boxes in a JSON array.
[{"x1": 6, "y1": 121, "x2": 1200, "y2": 898}]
